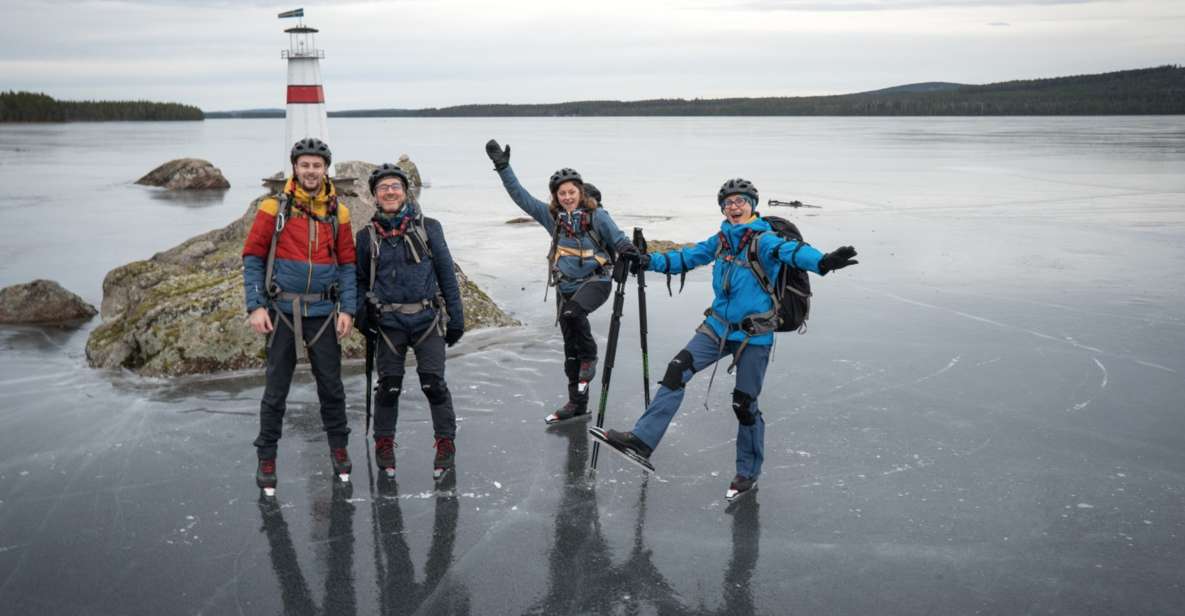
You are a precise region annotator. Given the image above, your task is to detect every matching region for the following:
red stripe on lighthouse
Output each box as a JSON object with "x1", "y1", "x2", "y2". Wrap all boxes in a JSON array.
[{"x1": 287, "y1": 85, "x2": 325, "y2": 104}]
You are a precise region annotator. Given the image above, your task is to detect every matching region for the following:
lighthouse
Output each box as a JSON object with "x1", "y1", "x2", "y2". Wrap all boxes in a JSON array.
[{"x1": 279, "y1": 9, "x2": 329, "y2": 173}]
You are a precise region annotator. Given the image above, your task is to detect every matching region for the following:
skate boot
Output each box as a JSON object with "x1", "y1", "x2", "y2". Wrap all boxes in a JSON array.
[
  {"x1": 375, "y1": 436, "x2": 396, "y2": 478},
  {"x1": 433, "y1": 437, "x2": 455, "y2": 480},
  {"x1": 256, "y1": 458, "x2": 277, "y2": 497},
  {"x1": 546, "y1": 401, "x2": 589, "y2": 425},
  {"x1": 331, "y1": 447, "x2": 352, "y2": 483},
  {"x1": 588, "y1": 428, "x2": 655, "y2": 473},
  {"x1": 545, "y1": 382, "x2": 590, "y2": 425},
  {"x1": 725, "y1": 475, "x2": 758, "y2": 502}
]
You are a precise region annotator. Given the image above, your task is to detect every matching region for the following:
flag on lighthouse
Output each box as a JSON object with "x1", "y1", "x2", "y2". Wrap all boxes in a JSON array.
[{"x1": 278, "y1": 8, "x2": 304, "y2": 19}]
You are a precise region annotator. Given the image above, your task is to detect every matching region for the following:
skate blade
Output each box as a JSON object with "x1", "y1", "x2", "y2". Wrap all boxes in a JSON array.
[
  {"x1": 338, "y1": 473, "x2": 351, "y2": 482},
  {"x1": 588, "y1": 427, "x2": 655, "y2": 474},
  {"x1": 262, "y1": 487, "x2": 277, "y2": 497}
]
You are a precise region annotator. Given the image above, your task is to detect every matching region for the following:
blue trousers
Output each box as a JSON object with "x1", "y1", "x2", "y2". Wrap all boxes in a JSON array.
[{"x1": 631, "y1": 330, "x2": 770, "y2": 479}]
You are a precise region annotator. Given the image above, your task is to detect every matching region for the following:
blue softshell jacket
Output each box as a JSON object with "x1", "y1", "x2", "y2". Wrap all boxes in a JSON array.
[
  {"x1": 496, "y1": 165, "x2": 629, "y2": 295},
  {"x1": 647, "y1": 215, "x2": 826, "y2": 346}
]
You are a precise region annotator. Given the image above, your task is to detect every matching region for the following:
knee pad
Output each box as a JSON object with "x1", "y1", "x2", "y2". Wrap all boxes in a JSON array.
[
  {"x1": 660, "y1": 350, "x2": 694, "y2": 391},
  {"x1": 419, "y1": 374, "x2": 450, "y2": 405},
  {"x1": 732, "y1": 389, "x2": 756, "y2": 426},
  {"x1": 559, "y1": 301, "x2": 588, "y2": 323},
  {"x1": 376, "y1": 375, "x2": 403, "y2": 406}
]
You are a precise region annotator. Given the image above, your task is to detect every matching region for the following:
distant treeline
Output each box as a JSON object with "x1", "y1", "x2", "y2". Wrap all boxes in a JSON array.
[
  {"x1": 1, "y1": 91, "x2": 204, "y2": 122},
  {"x1": 208, "y1": 65, "x2": 1185, "y2": 118}
]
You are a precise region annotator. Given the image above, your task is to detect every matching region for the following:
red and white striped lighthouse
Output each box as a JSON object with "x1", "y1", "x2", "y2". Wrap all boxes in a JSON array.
[{"x1": 280, "y1": 10, "x2": 330, "y2": 173}]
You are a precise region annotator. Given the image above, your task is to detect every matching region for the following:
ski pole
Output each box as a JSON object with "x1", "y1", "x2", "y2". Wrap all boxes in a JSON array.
[
  {"x1": 590, "y1": 258, "x2": 630, "y2": 470},
  {"x1": 633, "y1": 227, "x2": 651, "y2": 408},
  {"x1": 364, "y1": 334, "x2": 375, "y2": 436}
]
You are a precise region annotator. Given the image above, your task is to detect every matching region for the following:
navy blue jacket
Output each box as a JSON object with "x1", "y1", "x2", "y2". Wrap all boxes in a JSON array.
[
  {"x1": 354, "y1": 204, "x2": 464, "y2": 334},
  {"x1": 496, "y1": 165, "x2": 629, "y2": 294}
]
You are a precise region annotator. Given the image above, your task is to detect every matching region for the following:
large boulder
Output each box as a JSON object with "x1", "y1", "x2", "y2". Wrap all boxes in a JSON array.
[
  {"x1": 0, "y1": 279, "x2": 97, "y2": 324},
  {"x1": 136, "y1": 158, "x2": 230, "y2": 190},
  {"x1": 86, "y1": 165, "x2": 518, "y2": 376}
]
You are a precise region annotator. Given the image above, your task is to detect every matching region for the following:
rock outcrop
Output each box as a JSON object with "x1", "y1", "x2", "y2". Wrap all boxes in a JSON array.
[
  {"x1": 87, "y1": 161, "x2": 517, "y2": 376},
  {"x1": 136, "y1": 158, "x2": 230, "y2": 190},
  {"x1": 0, "y1": 280, "x2": 97, "y2": 324}
]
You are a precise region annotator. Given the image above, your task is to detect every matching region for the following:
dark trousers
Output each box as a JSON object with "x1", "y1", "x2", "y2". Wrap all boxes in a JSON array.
[
  {"x1": 373, "y1": 326, "x2": 456, "y2": 440},
  {"x1": 254, "y1": 312, "x2": 349, "y2": 459},
  {"x1": 557, "y1": 280, "x2": 611, "y2": 403}
]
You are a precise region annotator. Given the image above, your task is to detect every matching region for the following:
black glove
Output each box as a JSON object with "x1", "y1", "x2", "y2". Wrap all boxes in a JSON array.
[
  {"x1": 620, "y1": 247, "x2": 651, "y2": 275},
  {"x1": 357, "y1": 301, "x2": 381, "y2": 337},
  {"x1": 818, "y1": 246, "x2": 858, "y2": 275},
  {"x1": 445, "y1": 327, "x2": 464, "y2": 347},
  {"x1": 485, "y1": 139, "x2": 510, "y2": 171}
]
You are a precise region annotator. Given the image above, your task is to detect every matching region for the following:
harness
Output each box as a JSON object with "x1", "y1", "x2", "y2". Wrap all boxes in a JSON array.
[
  {"x1": 364, "y1": 209, "x2": 448, "y2": 353},
  {"x1": 263, "y1": 184, "x2": 342, "y2": 362},
  {"x1": 544, "y1": 208, "x2": 614, "y2": 322}
]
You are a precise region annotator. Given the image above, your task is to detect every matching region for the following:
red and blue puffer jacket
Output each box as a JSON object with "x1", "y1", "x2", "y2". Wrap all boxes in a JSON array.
[{"x1": 242, "y1": 178, "x2": 357, "y2": 317}]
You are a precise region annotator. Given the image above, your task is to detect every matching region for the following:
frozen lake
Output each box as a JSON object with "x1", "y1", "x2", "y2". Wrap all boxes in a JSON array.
[{"x1": 1, "y1": 116, "x2": 1184, "y2": 614}]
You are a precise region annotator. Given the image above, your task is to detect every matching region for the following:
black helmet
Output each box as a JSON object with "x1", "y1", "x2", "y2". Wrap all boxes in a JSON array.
[
  {"x1": 290, "y1": 137, "x2": 332, "y2": 165},
  {"x1": 368, "y1": 163, "x2": 410, "y2": 195},
  {"x1": 717, "y1": 178, "x2": 758, "y2": 207},
  {"x1": 583, "y1": 182, "x2": 602, "y2": 206},
  {"x1": 549, "y1": 168, "x2": 583, "y2": 194}
]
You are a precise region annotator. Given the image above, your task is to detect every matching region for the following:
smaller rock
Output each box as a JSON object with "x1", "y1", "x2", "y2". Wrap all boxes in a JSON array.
[
  {"x1": 505, "y1": 217, "x2": 534, "y2": 225},
  {"x1": 0, "y1": 280, "x2": 97, "y2": 324},
  {"x1": 137, "y1": 158, "x2": 230, "y2": 190},
  {"x1": 644, "y1": 239, "x2": 696, "y2": 253}
]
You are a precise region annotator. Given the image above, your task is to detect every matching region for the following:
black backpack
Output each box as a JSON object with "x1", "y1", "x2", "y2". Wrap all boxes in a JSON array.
[{"x1": 747, "y1": 215, "x2": 812, "y2": 333}]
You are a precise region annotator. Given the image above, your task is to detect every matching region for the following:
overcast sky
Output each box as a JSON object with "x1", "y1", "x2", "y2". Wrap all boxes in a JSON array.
[{"x1": 1, "y1": 0, "x2": 1181, "y2": 111}]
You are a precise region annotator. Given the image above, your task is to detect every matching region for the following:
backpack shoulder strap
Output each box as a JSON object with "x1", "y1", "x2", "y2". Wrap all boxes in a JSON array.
[
  {"x1": 367, "y1": 224, "x2": 379, "y2": 288},
  {"x1": 263, "y1": 192, "x2": 292, "y2": 298}
]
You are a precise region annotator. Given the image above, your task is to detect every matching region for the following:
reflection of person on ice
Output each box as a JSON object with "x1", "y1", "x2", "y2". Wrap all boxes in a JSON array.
[
  {"x1": 242, "y1": 138, "x2": 358, "y2": 495},
  {"x1": 484, "y1": 139, "x2": 639, "y2": 424},
  {"x1": 355, "y1": 164, "x2": 464, "y2": 481},
  {"x1": 599, "y1": 178, "x2": 859, "y2": 501}
]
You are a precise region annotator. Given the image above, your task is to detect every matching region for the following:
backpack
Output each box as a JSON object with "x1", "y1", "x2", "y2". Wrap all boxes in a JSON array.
[{"x1": 747, "y1": 215, "x2": 812, "y2": 333}]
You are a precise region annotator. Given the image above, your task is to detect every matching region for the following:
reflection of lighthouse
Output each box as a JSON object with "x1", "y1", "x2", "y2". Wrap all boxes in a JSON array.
[{"x1": 281, "y1": 18, "x2": 329, "y2": 173}]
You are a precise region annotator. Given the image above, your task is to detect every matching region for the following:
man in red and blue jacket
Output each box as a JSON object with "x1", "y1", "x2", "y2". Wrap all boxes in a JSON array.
[{"x1": 242, "y1": 138, "x2": 358, "y2": 494}]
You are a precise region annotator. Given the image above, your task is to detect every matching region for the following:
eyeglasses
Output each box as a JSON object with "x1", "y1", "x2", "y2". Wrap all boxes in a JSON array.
[
  {"x1": 721, "y1": 197, "x2": 749, "y2": 209},
  {"x1": 376, "y1": 183, "x2": 404, "y2": 194}
]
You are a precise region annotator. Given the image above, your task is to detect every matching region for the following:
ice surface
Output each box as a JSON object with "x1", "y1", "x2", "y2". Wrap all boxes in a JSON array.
[{"x1": 1, "y1": 117, "x2": 1184, "y2": 614}]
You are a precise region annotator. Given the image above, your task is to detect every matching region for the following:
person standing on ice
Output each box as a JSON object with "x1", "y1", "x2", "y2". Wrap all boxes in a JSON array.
[
  {"x1": 485, "y1": 139, "x2": 639, "y2": 424},
  {"x1": 595, "y1": 178, "x2": 859, "y2": 501},
  {"x1": 242, "y1": 138, "x2": 358, "y2": 495},
  {"x1": 355, "y1": 164, "x2": 464, "y2": 480}
]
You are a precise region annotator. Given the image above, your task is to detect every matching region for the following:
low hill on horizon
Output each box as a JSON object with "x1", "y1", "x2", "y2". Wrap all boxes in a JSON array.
[{"x1": 205, "y1": 65, "x2": 1183, "y2": 118}]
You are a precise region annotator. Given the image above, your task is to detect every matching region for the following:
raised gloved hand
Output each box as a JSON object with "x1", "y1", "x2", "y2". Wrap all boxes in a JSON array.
[
  {"x1": 444, "y1": 327, "x2": 464, "y2": 347},
  {"x1": 818, "y1": 246, "x2": 859, "y2": 275},
  {"x1": 485, "y1": 139, "x2": 510, "y2": 171}
]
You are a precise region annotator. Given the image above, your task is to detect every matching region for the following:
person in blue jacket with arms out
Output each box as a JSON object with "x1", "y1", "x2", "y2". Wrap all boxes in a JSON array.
[
  {"x1": 485, "y1": 139, "x2": 640, "y2": 424},
  {"x1": 596, "y1": 178, "x2": 859, "y2": 501}
]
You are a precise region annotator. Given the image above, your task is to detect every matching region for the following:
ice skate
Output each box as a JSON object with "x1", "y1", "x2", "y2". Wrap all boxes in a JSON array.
[
  {"x1": 331, "y1": 447, "x2": 352, "y2": 483},
  {"x1": 545, "y1": 401, "x2": 590, "y2": 425},
  {"x1": 256, "y1": 458, "x2": 277, "y2": 497},
  {"x1": 433, "y1": 437, "x2": 455, "y2": 480},
  {"x1": 374, "y1": 435, "x2": 396, "y2": 478},
  {"x1": 724, "y1": 475, "x2": 757, "y2": 503},
  {"x1": 589, "y1": 427, "x2": 655, "y2": 473}
]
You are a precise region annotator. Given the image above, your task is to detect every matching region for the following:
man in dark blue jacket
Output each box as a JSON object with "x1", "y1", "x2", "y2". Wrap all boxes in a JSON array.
[
  {"x1": 597, "y1": 178, "x2": 859, "y2": 501},
  {"x1": 355, "y1": 164, "x2": 464, "y2": 480}
]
